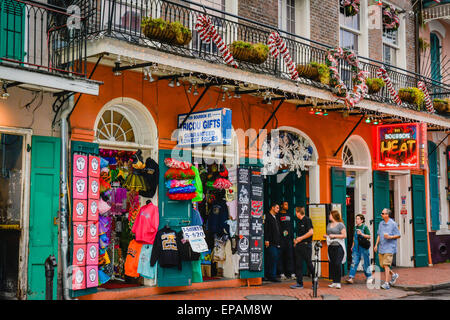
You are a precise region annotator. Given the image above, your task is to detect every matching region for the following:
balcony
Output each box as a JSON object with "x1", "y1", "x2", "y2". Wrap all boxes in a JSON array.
[
  {"x1": 0, "y1": 0, "x2": 99, "y2": 95},
  {"x1": 423, "y1": 0, "x2": 450, "y2": 22},
  {"x1": 85, "y1": 0, "x2": 449, "y2": 116}
]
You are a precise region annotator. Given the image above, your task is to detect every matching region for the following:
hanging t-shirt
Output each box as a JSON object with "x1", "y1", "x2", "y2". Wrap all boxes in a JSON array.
[
  {"x1": 124, "y1": 240, "x2": 143, "y2": 278},
  {"x1": 132, "y1": 203, "x2": 159, "y2": 244},
  {"x1": 150, "y1": 226, "x2": 182, "y2": 270},
  {"x1": 137, "y1": 244, "x2": 156, "y2": 279},
  {"x1": 207, "y1": 199, "x2": 229, "y2": 235}
]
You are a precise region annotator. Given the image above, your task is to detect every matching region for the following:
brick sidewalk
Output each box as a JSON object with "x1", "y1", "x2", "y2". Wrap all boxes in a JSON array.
[{"x1": 133, "y1": 263, "x2": 450, "y2": 300}]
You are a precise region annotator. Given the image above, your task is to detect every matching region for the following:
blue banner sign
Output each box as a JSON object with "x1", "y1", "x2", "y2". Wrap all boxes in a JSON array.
[{"x1": 177, "y1": 108, "x2": 232, "y2": 147}]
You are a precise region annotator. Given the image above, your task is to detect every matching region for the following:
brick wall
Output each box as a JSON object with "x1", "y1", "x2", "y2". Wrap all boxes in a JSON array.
[
  {"x1": 238, "y1": 0, "x2": 278, "y2": 28},
  {"x1": 310, "y1": 0, "x2": 340, "y2": 47}
]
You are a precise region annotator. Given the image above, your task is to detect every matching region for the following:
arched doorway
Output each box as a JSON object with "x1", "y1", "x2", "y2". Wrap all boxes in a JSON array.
[
  {"x1": 342, "y1": 135, "x2": 373, "y2": 266},
  {"x1": 92, "y1": 97, "x2": 159, "y2": 286}
]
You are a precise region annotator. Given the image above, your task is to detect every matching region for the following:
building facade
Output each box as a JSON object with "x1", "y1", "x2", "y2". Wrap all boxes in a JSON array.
[{"x1": 2, "y1": 0, "x2": 449, "y2": 299}]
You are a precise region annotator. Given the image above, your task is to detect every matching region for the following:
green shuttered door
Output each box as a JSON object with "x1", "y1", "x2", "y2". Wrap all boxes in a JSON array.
[
  {"x1": 157, "y1": 149, "x2": 192, "y2": 287},
  {"x1": 411, "y1": 174, "x2": 429, "y2": 267},
  {"x1": 372, "y1": 170, "x2": 389, "y2": 267},
  {"x1": 0, "y1": 0, "x2": 25, "y2": 62},
  {"x1": 428, "y1": 141, "x2": 440, "y2": 231},
  {"x1": 331, "y1": 167, "x2": 347, "y2": 273},
  {"x1": 27, "y1": 136, "x2": 60, "y2": 300}
]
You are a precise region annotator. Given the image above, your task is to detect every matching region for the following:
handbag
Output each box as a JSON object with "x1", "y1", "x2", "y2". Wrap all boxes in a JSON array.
[{"x1": 357, "y1": 233, "x2": 371, "y2": 249}]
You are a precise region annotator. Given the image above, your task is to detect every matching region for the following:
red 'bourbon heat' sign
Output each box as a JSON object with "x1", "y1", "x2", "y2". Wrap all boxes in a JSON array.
[{"x1": 374, "y1": 123, "x2": 427, "y2": 170}]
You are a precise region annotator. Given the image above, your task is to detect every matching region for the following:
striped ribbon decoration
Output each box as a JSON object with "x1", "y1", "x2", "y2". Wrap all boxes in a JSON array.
[
  {"x1": 376, "y1": 67, "x2": 402, "y2": 105},
  {"x1": 267, "y1": 32, "x2": 299, "y2": 81},
  {"x1": 417, "y1": 81, "x2": 435, "y2": 113},
  {"x1": 195, "y1": 15, "x2": 238, "y2": 68}
]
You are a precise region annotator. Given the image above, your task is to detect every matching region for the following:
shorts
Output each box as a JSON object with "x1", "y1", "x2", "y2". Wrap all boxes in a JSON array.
[{"x1": 378, "y1": 253, "x2": 393, "y2": 267}]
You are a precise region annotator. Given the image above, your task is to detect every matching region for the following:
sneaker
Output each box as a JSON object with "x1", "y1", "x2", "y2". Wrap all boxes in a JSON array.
[
  {"x1": 290, "y1": 274, "x2": 297, "y2": 279},
  {"x1": 290, "y1": 283, "x2": 304, "y2": 289},
  {"x1": 381, "y1": 282, "x2": 390, "y2": 290},
  {"x1": 345, "y1": 277, "x2": 354, "y2": 284},
  {"x1": 280, "y1": 274, "x2": 287, "y2": 280},
  {"x1": 335, "y1": 283, "x2": 341, "y2": 289},
  {"x1": 328, "y1": 283, "x2": 337, "y2": 288},
  {"x1": 366, "y1": 277, "x2": 375, "y2": 285},
  {"x1": 389, "y1": 273, "x2": 399, "y2": 286}
]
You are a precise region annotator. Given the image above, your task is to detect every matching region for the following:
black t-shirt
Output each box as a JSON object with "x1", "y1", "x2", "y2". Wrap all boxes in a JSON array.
[
  {"x1": 278, "y1": 210, "x2": 294, "y2": 239},
  {"x1": 295, "y1": 215, "x2": 313, "y2": 244}
]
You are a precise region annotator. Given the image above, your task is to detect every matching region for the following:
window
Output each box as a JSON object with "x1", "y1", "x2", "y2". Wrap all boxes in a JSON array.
[
  {"x1": 343, "y1": 145, "x2": 354, "y2": 166},
  {"x1": 286, "y1": 0, "x2": 296, "y2": 34},
  {"x1": 339, "y1": 2, "x2": 360, "y2": 53},
  {"x1": 383, "y1": 27, "x2": 398, "y2": 66},
  {"x1": 96, "y1": 109, "x2": 135, "y2": 143}
]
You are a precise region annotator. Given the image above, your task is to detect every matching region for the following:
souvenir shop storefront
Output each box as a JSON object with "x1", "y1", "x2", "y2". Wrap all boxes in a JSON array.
[{"x1": 68, "y1": 84, "x2": 263, "y2": 298}]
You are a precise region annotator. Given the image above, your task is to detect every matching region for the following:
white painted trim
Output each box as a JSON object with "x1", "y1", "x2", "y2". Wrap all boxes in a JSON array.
[
  {"x1": 0, "y1": 65, "x2": 100, "y2": 95},
  {"x1": 0, "y1": 126, "x2": 32, "y2": 300},
  {"x1": 94, "y1": 97, "x2": 158, "y2": 159},
  {"x1": 432, "y1": 133, "x2": 450, "y2": 233},
  {"x1": 428, "y1": 20, "x2": 447, "y2": 40}
]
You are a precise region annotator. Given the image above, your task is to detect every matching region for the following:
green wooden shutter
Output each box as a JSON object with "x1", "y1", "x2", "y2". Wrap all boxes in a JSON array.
[
  {"x1": 27, "y1": 136, "x2": 60, "y2": 300},
  {"x1": 428, "y1": 141, "x2": 440, "y2": 231},
  {"x1": 372, "y1": 170, "x2": 389, "y2": 267},
  {"x1": 157, "y1": 149, "x2": 192, "y2": 287},
  {"x1": 0, "y1": 0, "x2": 25, "y2": 62},
  {"x1": 411, "y1": 174, "x2": 429, "y2": 267},
  {"x1": 430, "y1": 33, "x2": 442, "y2": 84},
  {"x1": 331, "y1": 167, "x2": 347, "y2": 273}
]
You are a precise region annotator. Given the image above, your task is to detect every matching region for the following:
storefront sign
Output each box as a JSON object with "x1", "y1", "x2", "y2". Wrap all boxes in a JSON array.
[
  {"x1": 181, "y1": 226, "x2": 208, "y2": 253},
  {"x1": 177, "y1": 108, "x2": 232, "y2": 147},
  {"x1": 237, "y1": 167, "x2": 251, "y2": 270},
  {"x1": 249, "y1": 168, "x2": 264, "y2": 272},
  {"x1": 309, "y1": 204, "x2": 327, "y2": 241},
  {"x1": 374, "y1": 123, "x2": 427, "y2": 170}
]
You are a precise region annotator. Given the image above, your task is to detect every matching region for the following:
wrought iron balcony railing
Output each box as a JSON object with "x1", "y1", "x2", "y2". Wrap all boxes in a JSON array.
[
  {"x1": 0, "y1": 0, "x2": 88, "y2": 78},
  {"x1": 84, "y1": 0, "x2": 449, "y2": 113}
]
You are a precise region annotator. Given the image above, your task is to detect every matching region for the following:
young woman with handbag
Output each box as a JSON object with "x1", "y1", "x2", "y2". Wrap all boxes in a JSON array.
[{"x1": 346, "y1": 214, "x2": 374, "y2": 284}]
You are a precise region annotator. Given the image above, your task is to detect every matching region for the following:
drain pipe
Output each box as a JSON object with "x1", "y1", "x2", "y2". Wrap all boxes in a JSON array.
[{"x1": 59, "y1": 96, "x2": 75, "y2": 300}]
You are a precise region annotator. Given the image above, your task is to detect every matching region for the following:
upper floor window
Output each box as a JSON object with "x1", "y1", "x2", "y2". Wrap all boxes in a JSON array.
[
  {"x1": 383, "y1": 27, "x2": 398, "y2": 66},
  {"x1": 339, "y1": 1, "x2": 360, "y2": 53}
]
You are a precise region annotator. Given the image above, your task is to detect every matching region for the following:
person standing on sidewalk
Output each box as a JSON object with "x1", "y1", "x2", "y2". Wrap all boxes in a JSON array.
[
  {"x1": 374, "y1": 208, "x2": 401, "y2": 290},
  {"x1": 290, "y1": 207, "x2": 315, "y2": 289},
  {"x1": 324, "y1": 210, "x2": 347, "y2": 289},
  {"x1": 345, "y1": 214, "x2": 373, "y2": 284},
  {"x1": 277, "y1": 201, "x2": 296, "y2": 280},
  {"x1": 264, "y1": 203, "x2": 282, "y2": 282}
]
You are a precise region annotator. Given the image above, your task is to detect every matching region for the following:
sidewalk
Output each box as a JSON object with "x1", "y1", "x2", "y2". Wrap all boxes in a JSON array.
[{"x1": 133, "y1": 263, "x2": 450, "y2": 300}]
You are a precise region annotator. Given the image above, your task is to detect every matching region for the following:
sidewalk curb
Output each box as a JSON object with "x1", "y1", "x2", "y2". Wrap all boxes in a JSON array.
[{"x1": 393, "y1": 281, "x2": 450, "y2": 292}]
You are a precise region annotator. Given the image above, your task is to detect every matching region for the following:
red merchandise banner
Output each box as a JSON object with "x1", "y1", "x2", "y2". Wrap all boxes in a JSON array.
[{"x1": 374, "y1": 123, "x2": 426, "y2": 171}]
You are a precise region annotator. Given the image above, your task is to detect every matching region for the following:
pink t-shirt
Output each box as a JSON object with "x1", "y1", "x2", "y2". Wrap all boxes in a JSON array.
[{"x1": 132, "y1": 203, "x2": 160, "y2": 244}]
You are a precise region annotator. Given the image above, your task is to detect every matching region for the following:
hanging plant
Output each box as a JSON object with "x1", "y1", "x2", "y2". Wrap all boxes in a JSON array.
[
  {"x1": 342, "y1": 0, "x2": 360, "y2": 17},
  {"x1": 365, "y1": 77, "x2": 385, "y2": 94},
  {"x1": 383, "y1": 5, "x2": 400, "y2": 31},
  {"x1": 141, "y1": 17, "x2": 192, "y2": 46},
  {"x1": 296, "y1": 62, "x2": 330, "y2": 85},
  {"x1": 229, "y1": 41, "x2": 269, "y2": 64},
  {"x1": 433, "y1": 98, "x2": 449, "y2": 114},
  {"x1": 398, "y1": 87, "x2": 425, "y2": 109}
]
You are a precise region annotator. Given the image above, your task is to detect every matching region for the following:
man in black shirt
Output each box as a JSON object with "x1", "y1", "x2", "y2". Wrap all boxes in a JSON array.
[
  {"x1": 277, "y1": 201, "x2": 295, "y2": 280},
  {"x1": 291, "y1": 207, "x2": 315, "y2": 289},
  {"x1": 264, "y1": 203, "x2": 282, "y2": 282}
]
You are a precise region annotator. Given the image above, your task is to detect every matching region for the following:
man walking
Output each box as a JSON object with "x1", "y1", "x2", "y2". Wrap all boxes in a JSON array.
[
  {"x1": 264, "y1": 203, "x2": 282, "y2": 282},
  {"x1": 277, "y1": 201, "x2": 296, "y2": 280},
  {"x1": 374, "y1": 208, "x2": 401, "y2": 290},
  {"x1": 290, "y1": 207, "x2": 315, "y2": 289}
]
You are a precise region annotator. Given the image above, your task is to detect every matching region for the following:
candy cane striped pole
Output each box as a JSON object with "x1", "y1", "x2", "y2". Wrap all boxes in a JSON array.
[
  {"x1": 267, "y1": 32, "x2": 299, "y2": 81},
  {"x1": 417, "y1": 81, "x2": 435, "y2": 113},
  {"x1": 376, "y1": 67, "x2": 402, "y2": 106},
  {"x1": 195, "y1": 15, "x2": 238, "y2": 68}
]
